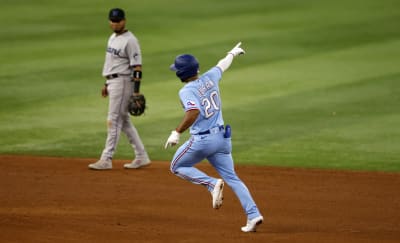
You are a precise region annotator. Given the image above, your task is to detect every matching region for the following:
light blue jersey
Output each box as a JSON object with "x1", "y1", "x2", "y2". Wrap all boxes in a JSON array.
[
  {"x1": 170, "y1": 66, "x2": 262, "y2": 222},
  {"x1": 179, "y1": 67, "x2": 224, "y2": 135}
]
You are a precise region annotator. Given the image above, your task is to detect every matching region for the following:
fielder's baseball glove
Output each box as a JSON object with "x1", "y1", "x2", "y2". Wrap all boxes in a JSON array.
[{"x1": 128, "y1": 94, "x2": 146, "y2": 116}]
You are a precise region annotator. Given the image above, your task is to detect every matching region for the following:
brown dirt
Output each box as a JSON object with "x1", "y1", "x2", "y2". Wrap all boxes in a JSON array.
[{"x1": 0, "y1": 155, "x2": 399, "y2": 243}]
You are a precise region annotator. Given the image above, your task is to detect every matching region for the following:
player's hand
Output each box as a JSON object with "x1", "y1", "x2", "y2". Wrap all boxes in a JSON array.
[
  {"x1": 164, "y1": 130, "x2": 180, "y2": 149},
  {"x1": 101, "y1": 84, "x2": 108, "y2": 97},
  {"x1": 228, "y1": 42, "x2": 245, "y2": 57}
]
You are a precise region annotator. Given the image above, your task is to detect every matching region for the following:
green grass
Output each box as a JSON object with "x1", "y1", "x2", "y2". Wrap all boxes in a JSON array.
[{"x1": 0, "y1": 0, "x2": 399, "y2": 172}]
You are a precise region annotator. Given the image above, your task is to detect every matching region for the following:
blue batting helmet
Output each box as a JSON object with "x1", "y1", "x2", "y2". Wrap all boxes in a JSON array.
[{"x1": 170, "y1": 54, "x2": 199, "y2": 81}]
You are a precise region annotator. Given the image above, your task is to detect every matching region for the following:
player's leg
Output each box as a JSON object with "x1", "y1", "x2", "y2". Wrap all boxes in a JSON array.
[
  {"x1": 89, "y1": 79, "x2": 125, "y2": 169},
  {"x1": 122, "y1": 120, "x2": 147, "y2": 157},
  {"x1": 170, "y1": 137, "x2": 219, "y2": 192},
  {"x1": 121, "y1": 114, "x2": 151, "y2": 169},
  {"x1": 113, "y1": 78, "x2": 150, "y2": 169},
  {"x1": 209, "y1": 152, "x2": 263, "y2": 231},
  {"x1": 207, "y1": 138, "x2": 262, "y2": 220},
  {"x1": 120, "y1": 79, "x2": 148, "y2": 157},
  {"x1": 100, "y1": 79, "x2": 126, "y2": 161}
]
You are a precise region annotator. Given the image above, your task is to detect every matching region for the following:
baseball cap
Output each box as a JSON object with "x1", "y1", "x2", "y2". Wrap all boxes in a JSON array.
[{"x1": 109, "y1": 8, "x2": 125, "y2": 22}]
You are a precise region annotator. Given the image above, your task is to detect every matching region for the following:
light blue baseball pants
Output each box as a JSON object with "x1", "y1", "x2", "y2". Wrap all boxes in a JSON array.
[{"x1": 170, "y1": 130, "x2": 262, "y2": 220}]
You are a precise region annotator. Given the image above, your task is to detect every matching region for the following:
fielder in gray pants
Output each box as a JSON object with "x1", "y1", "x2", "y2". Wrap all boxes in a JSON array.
[{"x1": 89, "y1": 8, "x2": 150, "y2": 170}]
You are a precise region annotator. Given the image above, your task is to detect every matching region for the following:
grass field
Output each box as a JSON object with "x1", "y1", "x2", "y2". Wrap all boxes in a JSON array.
[{"x1": 0, "y1": 0, "x2": 399, "y2": 171}]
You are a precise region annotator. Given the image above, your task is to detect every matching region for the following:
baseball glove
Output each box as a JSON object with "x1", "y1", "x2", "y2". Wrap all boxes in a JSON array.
[{"x1": 128, "y1": 94, "x2": 146, "y2": 116}]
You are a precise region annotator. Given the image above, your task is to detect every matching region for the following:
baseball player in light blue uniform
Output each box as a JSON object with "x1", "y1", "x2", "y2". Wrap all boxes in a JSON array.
[{"x1": 165, "y1": 43, "x2": 263, "y2": 232}]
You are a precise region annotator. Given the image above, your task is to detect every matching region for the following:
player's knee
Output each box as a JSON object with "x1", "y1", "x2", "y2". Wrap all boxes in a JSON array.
[{"x1": 107, "y1": 114, "x2": 118, "y2": 124}]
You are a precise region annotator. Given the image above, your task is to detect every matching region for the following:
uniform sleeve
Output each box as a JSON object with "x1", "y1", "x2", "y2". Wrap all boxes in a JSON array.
[
  {"x1": 202, "y1": 67, "x2": 222, "y2": 83},
  {"x1": 179, "y1": 88, "x2": 200, "y2": 112},
  {"x1": 126, "y1": 36, "x2": 142, "y2": 66}
]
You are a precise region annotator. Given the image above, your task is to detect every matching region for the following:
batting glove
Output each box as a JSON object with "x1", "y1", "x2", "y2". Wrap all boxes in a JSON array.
[
  {"x1": 228, "y1": 42, "x2": 245, "y2": 56},
  {"x1": 164, "y1": 130, "x2": 180, "y2": 149}
]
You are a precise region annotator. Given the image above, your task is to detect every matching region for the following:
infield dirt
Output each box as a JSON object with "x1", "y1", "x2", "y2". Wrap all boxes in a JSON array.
[{"x1": 0, "y1": 155, "x2": 399, "y2": 243}]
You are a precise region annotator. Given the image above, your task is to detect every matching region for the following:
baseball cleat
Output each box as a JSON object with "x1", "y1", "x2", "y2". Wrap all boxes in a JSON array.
[
  {"x1": 124, "y1": 156, "x2": 151, "y2": 169},
  {"x1": 241, "y1": 215, "x2": 263, "y2": 232},
  {"x1": 88, "y1": 160, "x2": 112, "y2": 170},
  {"x1": 212, "y1": 179, "x2": 224, "y2": 209}
]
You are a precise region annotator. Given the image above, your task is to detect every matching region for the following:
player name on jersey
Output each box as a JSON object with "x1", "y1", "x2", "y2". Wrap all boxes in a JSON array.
[{"x1": 198, "y1": 80, "x2": 215, "y2": 97}]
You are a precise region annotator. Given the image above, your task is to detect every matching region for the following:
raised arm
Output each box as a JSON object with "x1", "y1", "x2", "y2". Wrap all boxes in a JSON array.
[{"x1": 216, "y1": 42, "x2": 246, "y2": 72}]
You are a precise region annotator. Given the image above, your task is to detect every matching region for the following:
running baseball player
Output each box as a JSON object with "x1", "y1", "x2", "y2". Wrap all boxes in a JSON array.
[
  {"x1": 89, "y1": 8, "x2": 150, "y2": 170},
  {"x1": 164, "y1": 43, "x2": 263, "y2": 232}
]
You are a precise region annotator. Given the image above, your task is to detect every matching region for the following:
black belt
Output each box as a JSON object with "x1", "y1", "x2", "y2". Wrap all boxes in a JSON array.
[
  {"x1": 105, "y1": 73, "x2": 119, "y2": 79},
  {"x1": 198, "y1": 125, "x2": 224, "y2": 135}
]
